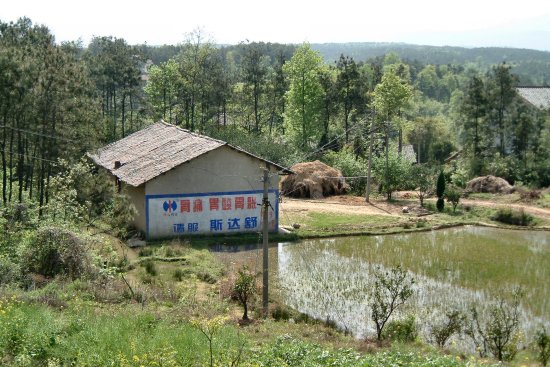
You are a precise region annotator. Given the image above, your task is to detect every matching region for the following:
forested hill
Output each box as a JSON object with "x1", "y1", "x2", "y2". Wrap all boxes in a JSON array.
[
  {"x1": 311, "y1": 42, "x2": 550, "y2": 65},
  {"x1": 142, "y1": 42, "x2": 550, "y2": 84},
  {"x1": 310, "y1": 42, "x2": 550, "y2": 84}
]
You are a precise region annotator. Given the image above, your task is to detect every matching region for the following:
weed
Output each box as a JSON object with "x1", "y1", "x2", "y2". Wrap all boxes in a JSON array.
[
  {"x1": 492, "y1": 207, "x2": 534, "y2": 226},
  {"x1": 173, "y1": 269, "x2": 184, "y2": 281},
  {"x1": 142, "y1": 260, "x2": 158, "y2": 276},
  {"x1": 536, "y1": 327, "x2": 550, "y2": 367},
  {"x1": 383, "y1": 314, "x2": 418, "y2": 342},
  {"x1": 139, "y1": 247, "x2": 154, "y2": 257}
]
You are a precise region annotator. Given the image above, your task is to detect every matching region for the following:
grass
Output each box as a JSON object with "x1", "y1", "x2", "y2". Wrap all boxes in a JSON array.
[
  {"x1": 0, "y1": 293, "x2": 506, "y2": 367},
  {"x1": 1, "y1": 231, "x2": 545, "y2": 366}
]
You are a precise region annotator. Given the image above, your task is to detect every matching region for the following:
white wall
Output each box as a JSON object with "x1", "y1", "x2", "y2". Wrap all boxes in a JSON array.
[{"x1": 143, "y1": 146, "x2": 281, "y2": 239}]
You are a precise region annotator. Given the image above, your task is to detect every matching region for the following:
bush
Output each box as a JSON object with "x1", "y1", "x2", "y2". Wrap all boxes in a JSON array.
[
  {"x1": 436, "y1": 198, "x2": 445, "y2": 212},
  {"x1": 436, "y1": 171, "x2": 446, "y2": 212},
  {"x1": 429, "y1": 309, "x2": 465, "y2": 348},
  {"x1": 323, "y1": 148, "x2": 368, "y2": 195},
  {"x1": 107, "y1": 192, "x2": 137, "y2": 239},
  {"x1": 465, "y1": 288, "x2": 523, "y2": 361},
  {"x1": 383, "y1": 315, "x2": 418, "y2": 342},
  {"x1": 445, "y1": 185, "x2": 462, "y2": 212},
  {"x1": 142, "y1": 259, "x2": 158, "y2": 276},
  {"x1": 22, "y1": 227, "x2": 92, "y2": 280},
  {"x1": 536, "y1": 327, "x2": 550, "y2": 367},
  {"x1": 173, "y1": 268, "x2": 184, "y2": 281},
  {"x1": 139, "y1": 247, "x2": 154, "y2": 257},
  {"x1": 232, "y1": 266, "x2": 256, "y2": 320},
  {"x1": 271, "y1": 304, "x2": 293, "y2": 321},
  {"x1": 492, "y1": 207, "x2": 534, "y2": 226},
  {"x1": 0, "y1": 256, "x2": 20, "y2": 285}
]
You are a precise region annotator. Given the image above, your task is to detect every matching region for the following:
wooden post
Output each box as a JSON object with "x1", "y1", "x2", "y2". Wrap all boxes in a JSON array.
[
  {"x1": 262, "y1": 166, "x2": 269, "y2": 316},
  {"x1": 366, "y1": 120, "x2": 374, "y2": 202}
]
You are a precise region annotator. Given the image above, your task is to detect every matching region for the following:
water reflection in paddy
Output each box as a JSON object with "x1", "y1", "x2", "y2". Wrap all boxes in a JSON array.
[{"x1": 214, "y1": 226, "x2": 550, "y2": 346}]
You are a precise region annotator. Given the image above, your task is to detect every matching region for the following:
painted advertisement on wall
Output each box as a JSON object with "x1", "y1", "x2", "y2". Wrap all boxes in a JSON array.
[{"x1": 145, "y1": 190, "x2": 278, "y2": 239}]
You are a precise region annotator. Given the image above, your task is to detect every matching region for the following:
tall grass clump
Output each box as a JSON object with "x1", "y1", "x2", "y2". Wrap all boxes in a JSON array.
[{"x1": 492, "y1": 207, "x2": 534, "y2": 226}]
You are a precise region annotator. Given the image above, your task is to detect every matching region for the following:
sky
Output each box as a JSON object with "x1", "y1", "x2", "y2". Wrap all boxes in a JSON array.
[{"x1": 2, "y1": 0, "x2": 550, "y2": 50}]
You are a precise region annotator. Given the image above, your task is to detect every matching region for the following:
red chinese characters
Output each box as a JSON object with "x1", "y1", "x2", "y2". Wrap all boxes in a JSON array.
[
  {"x1": 209, "y1": 197, "x2": 220, "y2": 211},
  {"x1": 235, "y1": 196, "x2": 245, "y2": 210},
  {"x1": 247, "y1": 196, "x2": 256, "y2": 209},
  {"x1": 180, "y1": 199, "x2": 191, "y2": 213},
  {"x1": 193, "y1": 199, "x2": 203, "y2": 212},
  {"x1": 222, "y1": 197, "x2": 232, "y2": 211}
]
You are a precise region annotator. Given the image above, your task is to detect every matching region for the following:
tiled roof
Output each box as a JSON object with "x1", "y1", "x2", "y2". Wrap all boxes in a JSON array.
[
  {"x1": 88, "y1": 121, "x2": 290, "y2": 187},
  {"x1": 516, "y1": 87, "x2": 550, "y2": 110}
]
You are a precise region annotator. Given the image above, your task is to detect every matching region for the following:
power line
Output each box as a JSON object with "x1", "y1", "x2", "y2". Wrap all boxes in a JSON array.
[
  {"x1": 1, "y1": 149, "x2": 58, "y2": 164},
  {"x1": 0, "y1": 125, "x2": 79, "y2": 143}
]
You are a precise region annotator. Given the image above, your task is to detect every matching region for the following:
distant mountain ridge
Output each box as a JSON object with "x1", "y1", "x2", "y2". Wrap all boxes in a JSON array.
[
  {"x1": 310, "y1": 42, "x2": 550, "y2": 65},
  {"x1": 310, "y1": 42, "x2": 550, "y2": 84}
]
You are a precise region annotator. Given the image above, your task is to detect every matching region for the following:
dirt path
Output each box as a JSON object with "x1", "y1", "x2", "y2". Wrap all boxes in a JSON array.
[
  {"x1": 279, "y1": 196, "x2": 402, "y2": 217},
  {"x1": 280, "y1": 194, "x2": 550, "y2": 221},
  {"x1": 461, "y1": 198, "x2": 550, "y2": 220}
]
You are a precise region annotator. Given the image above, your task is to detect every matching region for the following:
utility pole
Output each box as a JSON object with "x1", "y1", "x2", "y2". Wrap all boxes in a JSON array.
[
  {"x1": 262, "y1": 166, "x2": 270, "y2": 316},
  {"x1": 366, "y1": 113, "x2": 375, "y2": 202}
]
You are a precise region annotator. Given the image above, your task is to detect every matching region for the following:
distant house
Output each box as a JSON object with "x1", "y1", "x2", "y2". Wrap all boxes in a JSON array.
[
  {"x1": 516, "y1": 86, "x2": 550, "y2": 110},
  {"x1": 88, "y1": 121, "x2": 291, "y2": 239}
]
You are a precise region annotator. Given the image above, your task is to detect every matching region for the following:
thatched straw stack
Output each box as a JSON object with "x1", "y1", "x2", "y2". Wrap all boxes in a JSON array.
[{"x1": 281, "y1": 160, "x2": 349, "y2": 199}]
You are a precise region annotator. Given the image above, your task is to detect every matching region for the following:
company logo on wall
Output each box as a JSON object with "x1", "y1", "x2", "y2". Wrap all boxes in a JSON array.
[{"x1": 163, "y1": 200, "x2": 177, "y2": 213}]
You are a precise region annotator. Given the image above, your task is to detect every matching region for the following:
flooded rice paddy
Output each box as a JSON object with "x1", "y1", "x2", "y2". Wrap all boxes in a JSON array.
[{"x1": 214, "y1": 226, "x2": 550, "y2": 348}]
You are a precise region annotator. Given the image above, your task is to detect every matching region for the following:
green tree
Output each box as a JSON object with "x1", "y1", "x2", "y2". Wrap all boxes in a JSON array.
[
  {"x1": 85, "y1": 36, "x2": 143, "y2": 139},
  {"x1": 486, "y1": 63, "x2": 518, "y2": 156},
  {"x1": 242, "y1": 43, "x2": 269, "y2": 133},
  {"x1": 233, "y1": 265, "x2": 256, "y2": 321},
  {"x1": 370, "y1": 266, "x2": 414, "y2": 341},
  {"x1": 445, "y1": 185, "x2": 462, "y2": 212},
  {"x1": 336, "y1": 55, "x2": 363, "y2": 143},
  {"x1": 373, "y1": 145, "x2": 412, "y2": 200},
  {"x1": 283, "y1": 43, "x2": 325, "y2": 149},
  {"x1": 412, "y1": 164, "x2": 432, "y2": 207},
  {"x1": 436, "y1": 171, "x2": 446, "y2": 212},
  {"x1": 144, "y1": 59, "x2": 181, "y2": 123},
  {"x1": 372, "y1": 69, "x2": 413, "y2": 192},
  {"x1": 461, "y1": 75, "x2": 488, "y2": 158}
]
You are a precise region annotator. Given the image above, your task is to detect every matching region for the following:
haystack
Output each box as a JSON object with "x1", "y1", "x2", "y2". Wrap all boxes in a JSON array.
[
  {"x1": 281, "y1": 160, "x2": 349, "y2": 199},
  {"x1": 465, "y1": 175, "x2": 515, "y2": 194}
]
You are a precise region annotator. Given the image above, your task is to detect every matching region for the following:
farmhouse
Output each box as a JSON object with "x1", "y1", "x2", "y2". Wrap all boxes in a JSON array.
[{"x1": 89, "y1": 121, "x2": 291, "y2": 239}]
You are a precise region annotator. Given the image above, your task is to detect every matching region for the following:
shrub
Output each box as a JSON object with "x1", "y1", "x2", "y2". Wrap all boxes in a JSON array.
[
  {"x1": 22, "y1": 227, "x2": 92, "y2": 280},
  {"x1": 436, "y1": 171, "x2": 446, "y2": 212},
  {"x1": 383, "y1": 315, "x2": 418, "y2": 342},
  {"x1": 465, "y1": 288, "x2": 523, "y2": 361},
  {"x1": 0, "y1": 256, "x2": 20, "y2": 285},
  {"x1": 536, "y1": 327, "x2": 550, "y2": 367},
  {"x1": 233, "y1": 266, "x2": 256, "y2": 320},
  {"x1": 445, "y1": 185, "x2": 462, "y2": 212},
  {"x1": 323, "y1": 148, "x2": 368, "y2": 195},
  {"x1": 143, "y1": 259, "x2": 158, "y2": 276},
  {"x1": 492, "y1": 207, "x2": 534, "y2": 226},
  {"x1": 271, "y1": 305, "x2": 293, "y2": 321},
  {"x1": 174, "y1": 268, "x2": 185, "y2": 281},
  {"x1": 429, "y1": 309, "x2": 465, "y2": 348},
  {"x1": 436, "y1": 198, "x2": 445, "y2": 212},
  {"x1": 107, "y1": 192, "x2": 137, "y2": 238},
  {"x1": 139, "y1": 247, "x2": 154, "y2": 257}
]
